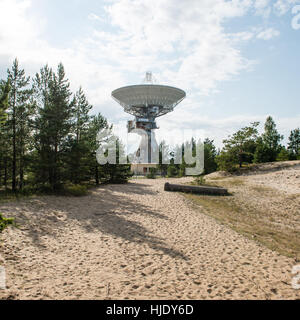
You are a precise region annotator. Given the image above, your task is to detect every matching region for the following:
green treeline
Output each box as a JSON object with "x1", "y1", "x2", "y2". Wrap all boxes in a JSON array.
[
  {"x1": 158, "y1": 118, "x2": 299, "y2": 177},
  {"x1": 1, "y1": 59, "x2": 299, "y2": 190},
  {"x1": 0, "y1": 59, "x2": 132, "y2": 195},
  {"x1": 216, "y1": 118, "x2": 299, "y2": 172}
]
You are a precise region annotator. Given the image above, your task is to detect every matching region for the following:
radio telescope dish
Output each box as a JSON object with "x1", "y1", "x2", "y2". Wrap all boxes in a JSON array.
[
  {"x1": 112, "y1": 84, "x2": 186, "y2": 118},
  {"x1": 112, "y1": 73, "x2": 186, "y2": 166}
]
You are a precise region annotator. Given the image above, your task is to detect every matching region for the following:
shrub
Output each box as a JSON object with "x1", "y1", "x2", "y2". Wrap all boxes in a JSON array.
[
  {"x1": 195, "y1": 176, "x2": 206, "y2": 186},
  {"x1": 146, "y1": 167, "x2": 157, "y2": 179},
  {"x1": 63, "y1": 184, "x2": 88, "y2": 197},
  {"x1": 216, "y1": 151, "x2": 238, "y2": 173},
  {"x1": 0, "y1": 213, "x2": 15, "y2": 233},
  {"x1": 276, "y1": 148, "x2": 290, "y2": 161},
  {"x1": 167, "y1": 165, "x2": 179, "y2": 177}
]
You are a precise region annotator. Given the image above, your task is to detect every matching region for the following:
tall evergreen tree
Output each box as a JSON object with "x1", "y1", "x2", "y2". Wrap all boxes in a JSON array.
[
  {"x1": 74, "y1": 87, "x2": 92, "y2": 143},
  {"x1": 203, "y1": 138, "x2": 218, "y2": 174},
  {"x1": 33, "y1": 63, "x2": 74, "y2": 190},
  {"x1": 7, "y1": 59, "x2": 31, "y2": 191},
  {"x1": 262, "y1": 116, "x2": 283, "y2": 154},
  {"x1": 65, "y1": 87, "x2": 93, "y2": 184},
  {"x1": 0, "y1": 79, "x2": 10, "y2": 125},
  {"x1": 217, "y1": 122, "x2": 259, "y2": 170},
  {"x1": 254, "y1": 116, "x2": 283, "y2": 163},
  {"x1": 0, "y1": 79, "x2": 10, "y2": 188},
  {"x1": 101, "y1": 137, "x2": 133, "y2": 184},
  {"x1": 288, "y1": 128, "x2": 300, "y2": 159},
  {"x1": 84, "y1": 113, "x2": 109, "y2": 185}
]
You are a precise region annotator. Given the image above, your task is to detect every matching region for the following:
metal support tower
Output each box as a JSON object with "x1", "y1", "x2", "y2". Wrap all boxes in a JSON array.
[{"x1": 112, "y1": 73, "x2": 186, "y2": 165}]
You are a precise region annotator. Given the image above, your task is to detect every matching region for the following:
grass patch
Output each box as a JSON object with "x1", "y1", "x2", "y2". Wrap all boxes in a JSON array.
[
  {"x1": 249, "y1": 185, "x2": 275, "y2": 194},
  {"x1": 0, "y1": 189, "x2": 35, "y2": 204},
  {"x1": 61, "y1": 184, "x2": 88, "y2": 197},
  {"x1": 220, "y1": 178, "x2": 245, "y2": 187},
  {"x1": 0, "y1": 213, "x2": 15, "y2": 233},
  {"x1": 185, "y1": 192, "x2": 300, "y2": 260},
  {"x1": 189, "y1": 176, "x2": 222, "y2": 188}
]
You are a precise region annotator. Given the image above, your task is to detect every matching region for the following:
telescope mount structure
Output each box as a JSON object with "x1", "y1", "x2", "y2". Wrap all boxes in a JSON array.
[{"x1": 112, "y1": 72, "x2": 186, "y2": 173}]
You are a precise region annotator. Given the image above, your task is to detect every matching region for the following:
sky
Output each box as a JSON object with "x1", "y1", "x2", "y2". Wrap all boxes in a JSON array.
[{"x1": 0, "y1": 0, "x2": 299, "y2": 148}]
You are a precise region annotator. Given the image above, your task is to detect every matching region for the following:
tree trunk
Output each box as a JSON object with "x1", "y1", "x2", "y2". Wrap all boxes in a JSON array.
[
  {"x1": 95, "y1": 165, "x2": 99, "y2": 185},
  {"x1": 4, "y1": 157, "x2": 7, "y2": 189},
  {"x1": 164, "y1": 183, "x2": 228, "y2": 196},
  {"x1": 12, "y1": 91, "x2": 17, "y2": 192}
]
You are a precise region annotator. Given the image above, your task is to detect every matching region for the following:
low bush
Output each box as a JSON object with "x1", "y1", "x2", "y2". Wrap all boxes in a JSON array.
[
  {"x1": 0, "y1": 213, "x2": 15, "y2": 233},
  {"x1": 146, "y1": 168, "x2": 157, "y2": 179},
  {"x1": 63, "y1": 184, "x2": 88, "y2": 197},
  {"x1": 195, "y1": 176, "x2": 206, "y2": 186}
]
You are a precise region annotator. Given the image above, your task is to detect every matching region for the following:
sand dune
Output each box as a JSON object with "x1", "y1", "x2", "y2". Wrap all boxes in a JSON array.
[{"x1": 0, "y1": 177, "x2": 299, "y2": 300}]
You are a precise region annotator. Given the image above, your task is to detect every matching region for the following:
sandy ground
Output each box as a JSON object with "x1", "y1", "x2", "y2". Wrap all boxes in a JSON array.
[
  {"x1": 0, "y1": 176, "x2": 299, "y2": 300},
  {"x1": 245, "y1": 163, "x2": 300, "y2": 195}
]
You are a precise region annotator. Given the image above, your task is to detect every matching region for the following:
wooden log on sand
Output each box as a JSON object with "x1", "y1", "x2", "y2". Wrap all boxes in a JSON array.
[{"x1": 164, "y1": 183, "x2": 228, "y2": 196}]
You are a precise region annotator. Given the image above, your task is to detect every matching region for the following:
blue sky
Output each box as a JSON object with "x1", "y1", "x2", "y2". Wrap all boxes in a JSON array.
[{"x1": 0, "y1": 0, "x2": 299, "y2": 148}]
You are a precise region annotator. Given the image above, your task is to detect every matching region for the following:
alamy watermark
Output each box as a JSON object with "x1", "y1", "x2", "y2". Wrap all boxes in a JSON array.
[
  {"x1": 0, "y1": 266, "x2": 6, "y2": 290},
  {"x1": 96, "y1": 127, "x2": 205, "y2": 176},
  {"x1": 292, "y1": 265, "x2": 300, "y2": 290},
  {"x1": 292, "y1": 5, "x2": 300, "y2": 30}
]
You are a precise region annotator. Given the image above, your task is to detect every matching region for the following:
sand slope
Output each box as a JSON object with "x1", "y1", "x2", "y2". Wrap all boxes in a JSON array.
[{"x1": 0, "y1": 177, "x2": 299, "y2": 300}]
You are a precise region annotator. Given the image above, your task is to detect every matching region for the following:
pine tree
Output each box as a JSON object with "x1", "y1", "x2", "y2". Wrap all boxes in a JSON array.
[
  {"x1": 254, "y1": 116, "x2": 284, "y2": 163},
  {"x1": 74, "y1": 87, "x2": 92, "y2": 143},
  {"x1": 0, "y1": 79, "x2": 10, "y2": 188},
  {"x1": 85, "y1": 113, "x2": 110, "y2": 185},
  {"x1": 33, "y1": 63, "x2": 74, "y2": 190},
  {"x1": 7, "y1": 59, "x2": 31, "y2": 192},
  {"x1": 276, "y1": 147, "x2": 290, "y2": 161},
  {"x1": 203, "y1": 138, "x2": 217, "y2": 174},
  {"x1": 218, "y1": 122, "x2": 259, "y2": 169},
  {"x1": 158, "y1": 140, "x2": 170, "y2": 177},
  {"x1": 261, "y1": 116, "x2": 283, "y2": 157},
  {"x1": 101, "y1": 137, "x2": 132, "y2": 184},
  {"x1": 0, "y1": 79, "x2": 10, "y2": 126},
  {"x1": 64, "y1": 87, "x2": 93, "y2": 184},
  {"x1": 288, "y1": 128, "x2": 300, "y2": 160}
]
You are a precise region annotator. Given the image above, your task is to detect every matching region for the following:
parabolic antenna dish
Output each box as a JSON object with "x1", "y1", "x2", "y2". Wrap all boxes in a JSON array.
[{"x1": 112, "y1": 84, "x2": 186, "y2": 118}]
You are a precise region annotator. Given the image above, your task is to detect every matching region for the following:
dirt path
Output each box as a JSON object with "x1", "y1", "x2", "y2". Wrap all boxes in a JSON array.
[{"x1": 0, "y1": 178, "x2": 299, "y2": 300}]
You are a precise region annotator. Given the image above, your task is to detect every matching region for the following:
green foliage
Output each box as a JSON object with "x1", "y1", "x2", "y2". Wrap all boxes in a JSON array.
[
  {"x1": 62, "y1": 184, "x2": 88, "y2": 197},
  {"x1": 216, "y1": 122, "x2": 259, "y2": 172},
  {"x1": 276, "y1": 147, "x2": 290, "y2": 161},
  {"x1": 0, "y1": 213, "x2": 15, "y2": 233},
  {"x1": 262, "y1": 116, "x2": 283, "y2": 156},
  {"x1": 288, "y1": 128, "x2": 300, "y2": 160},
  {"x1": 203, "y1": 138, "x2": 218, "y2": 174},
  {"x1": 101, "y1": 139, "x2": 133, "y2": 184},
  {"x1": 216, "y1": 150, "x2": 238, "y2": 172},
  {"x1": 195, "y1": 175, "x2": 206, "y2": 186},
  {"x1": 0, "y1": 79, "x2": 10, "y2": 126},
  {"x1": 0, "y1": 60, "x2": 132, "y2": 194},
  {"x1": 253, "y1": 117, "x2": 284, "y2": 163},
  {"x1": 253, "y1": 137, "x2": 277, "y2": 163},
  {"x1": 167, "y1": 164, "x2": 179, "y2": 177},
  {"x1": 32, "y1": 63, "x2": 74, "y2": 191},
  {"x1": 217, "y1": 117, "x2": 289, "y2": 172},
  {"x1": 6, "y1": 58, "x2": 33, "y2": 192},
  {"x1": 146, "y1": 167, "x2": 157, "y2": 179},
  {"x1": 158, "y1": 141, "x2": 169, "y2": 176}
]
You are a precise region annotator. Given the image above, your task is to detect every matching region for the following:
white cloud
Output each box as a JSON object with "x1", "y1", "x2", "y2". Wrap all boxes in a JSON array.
[
  {"x1": 273, "y1": 0, "x2": 300, "y2": 15},
  {"x1": 254, "y1": 0, "x2": 272, "y2": 16},
  {"x1": 230, "y1": 31, "x2": 255, "y2": 42},
  {"x1": 0, "y1": 0, "x2": 297, "y2": 148},
  {"x1": 88, "y1": 13, "x2": 105, "y2": 22},
  {"x1": 0, "y1": 0, "x2": 258, "y2": 102},
  {"x1": 257, "y1": 27, "x2": 280, "y2": 39}
]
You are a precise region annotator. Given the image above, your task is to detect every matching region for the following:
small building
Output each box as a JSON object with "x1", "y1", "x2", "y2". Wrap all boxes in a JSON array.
[{"x1": 131, "y1": 163, "x2": 159, "y2": 176}]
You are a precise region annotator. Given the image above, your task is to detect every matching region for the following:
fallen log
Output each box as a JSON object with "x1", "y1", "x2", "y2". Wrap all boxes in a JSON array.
[{"x1": 164, "y1": 183, "x2": 228, "y2": 196}]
